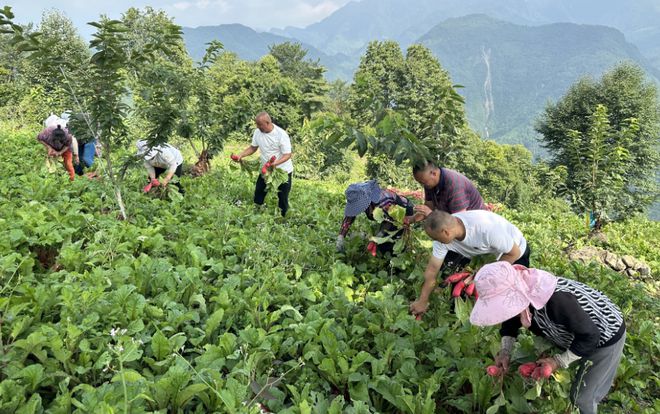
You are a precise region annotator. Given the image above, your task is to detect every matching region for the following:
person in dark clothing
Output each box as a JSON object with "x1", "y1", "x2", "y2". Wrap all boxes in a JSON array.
[
  {"x1": 336, "y1": 180, "x2": 415, "y2": 255},
  {"x1": 470, "y1": 262, "x2": 626, "y2": 414},
  {"x1": 412, "y1": 161, "x2": 486, "y2": 216}
]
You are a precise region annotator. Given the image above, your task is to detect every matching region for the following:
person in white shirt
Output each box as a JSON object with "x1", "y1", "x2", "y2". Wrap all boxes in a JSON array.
[
  {"x1": 410, "y1": 209, "x2": 531, "y2": 316},
  {"x1": 136, "y1": 140, "x2": 185, "y2": 194},
  {"x1": 232, "y1": 112, "x2": 294, "y2": 216}
]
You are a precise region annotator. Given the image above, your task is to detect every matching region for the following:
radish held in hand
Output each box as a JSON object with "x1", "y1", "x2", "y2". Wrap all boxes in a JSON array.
[
  {"x1": 532, "y1": 363, "x2": 553, "y2": 380},
  {"x1": 444, "y1": 271, "x2": 470, "y2": 285},
  {"x1": 464, "y1": 283, "x2": 476, "y2": 296},
  {"x1": 518, "y1": 362, "x2": 538, "y2": 378},
  {"x1": 230, "y1": 154, "x2": 240, "y2": 161},
  {"x1": 452, "y1": 280, "x2": 466, "y2": 297},
  {"x1": 269, "y1": 155, "x2": 276, "y2": 163}
]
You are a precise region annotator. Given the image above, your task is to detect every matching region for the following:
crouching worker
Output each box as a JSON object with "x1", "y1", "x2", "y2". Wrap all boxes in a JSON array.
[
  {"x1": 136, "y1": 140, "x2": 184, "y2": 194},
  {"x1": 470, "y1": 262, "x2": 626, "y2": 414},
  {"x1": 337, "y1": 180, "x2": 415, "y2": 255},
  {"x1": 410, "y1": 210, "x2": 530, "y2": 316},
  {"x1": 37, "y1": 120, "x2": 76, "y2": 181}
]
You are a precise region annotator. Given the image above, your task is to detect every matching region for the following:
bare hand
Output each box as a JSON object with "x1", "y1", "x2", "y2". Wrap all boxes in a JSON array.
[
  {"x1": 409, "y1": 299, "x2": 429, "y2": 316},
  {"x1": 413, "y1": 205, "x2": 432, "y2": 217}
]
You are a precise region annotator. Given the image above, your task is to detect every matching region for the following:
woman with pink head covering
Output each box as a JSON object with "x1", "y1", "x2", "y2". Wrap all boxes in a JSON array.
[{"x1": 470, "y1": 262, "x2": 626, "y2": 414}]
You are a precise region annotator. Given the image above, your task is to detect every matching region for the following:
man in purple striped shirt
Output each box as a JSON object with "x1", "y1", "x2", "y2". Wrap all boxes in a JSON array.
[
  {"x1": 412, "y1": 161, "x2": 485, "y2": 218},
  {"x1": 411, "y1": 160, "x2": 488, "y2": 276}
]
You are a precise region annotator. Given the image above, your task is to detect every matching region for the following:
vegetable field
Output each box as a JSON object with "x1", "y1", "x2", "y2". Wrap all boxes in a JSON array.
[{"x1": 1, "y1": 129, "x2": 658, "y2": 413}]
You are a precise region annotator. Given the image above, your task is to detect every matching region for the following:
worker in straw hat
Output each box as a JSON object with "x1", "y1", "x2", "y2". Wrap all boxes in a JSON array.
[
  {"x1": 470, "y1": 261, "x2": 626, "y2": 414},
  {"x1": 336, "y1": 180, "x2": 420, "y2": 255}
]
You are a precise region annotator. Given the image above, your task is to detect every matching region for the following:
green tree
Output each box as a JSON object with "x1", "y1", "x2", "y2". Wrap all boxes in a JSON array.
[
  {"x1": 269, "y1": 42, "x2": 328, "y2": 118},
  {"x1": 0, "y1": 9, "x2": 91, "y2": 124},
  {"x1": 348, "y1": 40, "x2": 405, "y2": 124},
  {"x1": 537, "y1": 63, "x2": 660, "y2": 221},
  {"x1": 318, "y1": 42, "x2": 465, "y2": 183}
]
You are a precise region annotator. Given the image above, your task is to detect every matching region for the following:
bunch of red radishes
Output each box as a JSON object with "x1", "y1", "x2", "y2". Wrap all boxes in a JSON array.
[
  {"x1": 143, "y1": 178, "x2": 161, "y2": 193},
  {"x1": 261, "y1": 156, "x2": 277, "y2": 174},
  {"x1": 486, "y1": 361, "x2": 553, "y2": 380},
  {"x1": 445, "y1": 272, "x2": 478, "y2": 299}
]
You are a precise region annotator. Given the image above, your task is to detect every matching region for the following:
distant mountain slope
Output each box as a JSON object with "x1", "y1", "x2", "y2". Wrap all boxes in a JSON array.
[
  {"x1": 182, "y1": 24, "x2": 354, "y2": 79},
  {"x1": 272, "y1": 0, "x2": 660, "y2": 71},
  {"x1": 417, "y1": 15, "x2": 660, "y2": 153}
]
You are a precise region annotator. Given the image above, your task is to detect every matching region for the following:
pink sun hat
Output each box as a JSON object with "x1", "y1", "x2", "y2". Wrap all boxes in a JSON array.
[{"x1": 469, "y1": 261, "x2": 558, "y2": 327}]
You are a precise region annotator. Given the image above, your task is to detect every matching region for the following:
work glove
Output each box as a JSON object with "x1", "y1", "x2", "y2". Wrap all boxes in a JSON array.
[{"x1": 336, "y1": 235, "x2": 345, "y2": 252}]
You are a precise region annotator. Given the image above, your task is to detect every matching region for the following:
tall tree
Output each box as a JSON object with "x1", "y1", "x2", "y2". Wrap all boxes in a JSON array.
[
  {"x1": 269, "y1": 42, "x2": 328, "y2": 119},
  {"x1": 537, "y1": 63, "x2": 660, "y2": 221},
  {"x1": 348, "y1": 40, "x2": 405, "y2": 124}
]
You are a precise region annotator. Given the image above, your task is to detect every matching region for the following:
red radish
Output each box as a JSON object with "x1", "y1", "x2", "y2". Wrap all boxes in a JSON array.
[
  {"x1": 143, "y1": 183, "x2": 153, "y2": 193},
  {"x1": 269, "y1": 155, "x2": 276, "y2": 163},
  {"x1": 445, "y1": 272, "x2": 470, "y2": 284},
  {"x1": 261, "y1": 166, "x2": 268, "y2": 174},
  {"x1": 486, "y1": 365, "x2": 501, "y2": 377},
  {"x1": 518, "y1": 362, "x2": 537, "y2": 378},
  {"x1": 230, "y1": 154, "x2": 240, "y2": 161},
  {"x1": 151, "y1": 178, "x2": 161, "y2": 187},
  {"x1": 452, "y1": 280, "x2": 466, "y2": 297},
  {"x1": 474, "y1": 289, "x2": 479, "y2": 300},
  {"x1": 415, "y1": 314, "x2": 422, "y2": 321},
  {"x1": 367, "y1": 242, "x2": 377, "y2": 256},
  {"x1": 532, "y1": 363, "x2": 553, "y2": 380},
  {"x1": 464, "y1": 283, "x2": 476, "y2": 296}
]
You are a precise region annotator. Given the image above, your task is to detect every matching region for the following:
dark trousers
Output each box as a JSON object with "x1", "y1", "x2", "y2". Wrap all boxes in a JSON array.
[
  {"x1": 441, "y1": 244, "x2": 531, "y2": 274},
  {"x1": 254, "y1": 173, "x2": 292, "y2": 216},
  {"x1": 154, "y1": 164, "x2": 184, "y2": 194},
  {"x1": 514, "y1": 244, "x2": 531, "y2": 267}
]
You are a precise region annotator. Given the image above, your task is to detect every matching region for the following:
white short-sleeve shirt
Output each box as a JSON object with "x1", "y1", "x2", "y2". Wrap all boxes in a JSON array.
[
  {"x1": 147, "y1": 144, "x2": 184, "y2": 173},
  {"x1": 251, "y1": 124, "x2": 294, "y2": 173},
  {"x1": 432, "y1": 210, "x2": 527, "y2": 262}
]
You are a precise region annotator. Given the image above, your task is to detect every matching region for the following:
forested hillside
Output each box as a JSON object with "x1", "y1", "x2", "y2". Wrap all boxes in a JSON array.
[{"x1": 0, "y1": 5, "x2": 658, "y2": 414}]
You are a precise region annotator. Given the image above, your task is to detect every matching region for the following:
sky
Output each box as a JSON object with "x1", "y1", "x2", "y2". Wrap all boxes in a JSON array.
[{"x1": 8, "y1": 0, "x2": 354, "y2": 36}]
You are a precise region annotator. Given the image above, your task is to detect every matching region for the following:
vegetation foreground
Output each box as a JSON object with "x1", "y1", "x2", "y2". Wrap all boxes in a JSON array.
[{"x1": 1, "y1": 129, "x2": 658, "y2": 413}]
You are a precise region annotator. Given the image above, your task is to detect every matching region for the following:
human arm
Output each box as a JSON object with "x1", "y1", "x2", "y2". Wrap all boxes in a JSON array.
[
  {"x1": 495, "y1": 316, "x2": 523, "y2": 372},
  {"x1": 500, "y1": 243, "x2": 521, "y2": 264},
  {"x1": 545, "y1": 292, "x2": 601, "y2": 367},
  {"x1": 271, "y1": 152, "x2": 292, "y2": 167},
  {"x1": 143, "y1": 160, "x2": 156, "y2": 180},
  {"x1": 409, "y1": 255, "x2": 444, "y2": 315},
  {"x1": 234, "y1": 145, "x2": 259, "y2": 161}
]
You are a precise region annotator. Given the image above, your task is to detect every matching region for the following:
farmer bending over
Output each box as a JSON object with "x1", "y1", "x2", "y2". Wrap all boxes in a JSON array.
[
  {"x1": 471, "y1": 262, "x2": 626, "y2": 414},
  {"x1": 232, "y1": 112, "x2": 293, "y2": 217},
  {"x1": 410, "y1": 210, "x2": 530, "y2": 316},
  {"x1": 37, "y1": 115, "x2": 76, "y2": 181},
  {"x1": 136, "y1": 140, "x2": 185, "y2": 194},
  {"x1": 413, "y1": 160, "x2": 486, "y2": 270},
  {"x1": 336, "y1": 180, "x2": 415, "y2": 255}
]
